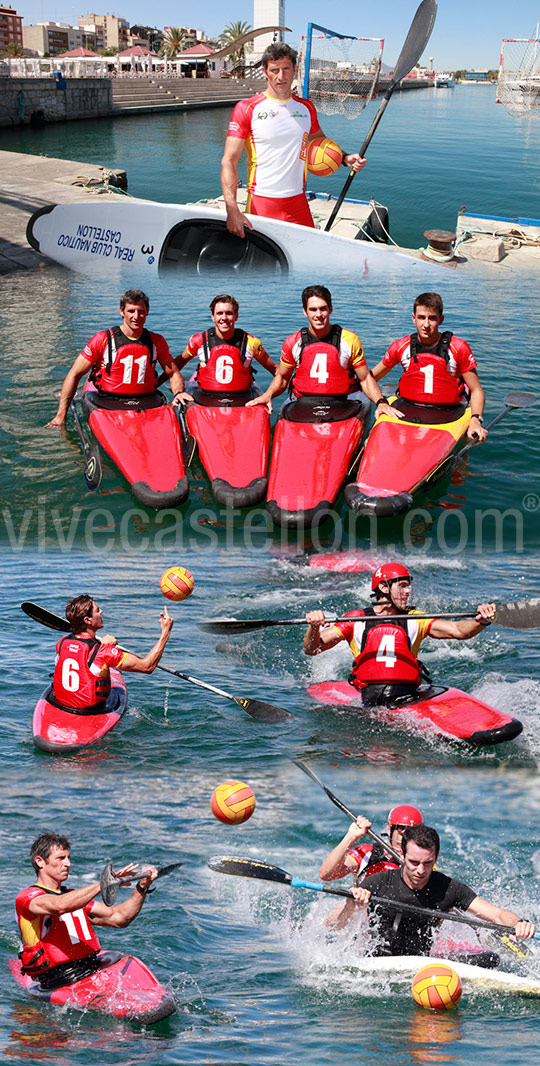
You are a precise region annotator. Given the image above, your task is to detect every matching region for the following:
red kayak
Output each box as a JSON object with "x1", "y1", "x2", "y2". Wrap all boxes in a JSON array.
[
  {"x1": 10, "y1": 950, "x2": 176, "y2": 1025},
  {"x1": 307, "y1": 680, "x2": 523, "y2": 745},
  {"x1": 267, "y1": 396, "x2": 369, "y2": 528},
  {"x1": 186, "y1": 387, "x2": 270, "y2": 507},
  {"x1": 32, "y1": 668, "x2": 127, "y2": 753},
  {"x1": 82, "y1": 382, "x2": 188, "y2": 509},
  {"x1": 345, "y1": 397, "x2": 471, "y2": 516}
]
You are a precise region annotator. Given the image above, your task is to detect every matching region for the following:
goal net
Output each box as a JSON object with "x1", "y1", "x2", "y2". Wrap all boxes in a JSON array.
[
  {"x1": 299, "y1": 23, "x2": 383, "y2": 119},
  {"x1": 496, "y1": 37, "x2": 540, "y2": 117}
]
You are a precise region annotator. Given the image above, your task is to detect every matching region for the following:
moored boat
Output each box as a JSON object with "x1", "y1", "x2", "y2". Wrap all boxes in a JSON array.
[
  {"x1": 345, "y1": 396, "x2": 471, "y2": 516},
  {"x1": 307, "y1": 679, "x2": 523, "y2": 745},
  {"x1": 185, "y1": 387, "x2": 270, "y2": 507},
  {"x1": 32, "y1": 668, "x2": 127, "y2": 753},
  {"x1": 267, "y1": 395, "x2": 370, "y2": 528},
  {"x1": 10, "y1": 949, "x2": 176, "y2": 1024},
  {"x1": 81, "y1": 381, "x2": 189, "y2": 509}
]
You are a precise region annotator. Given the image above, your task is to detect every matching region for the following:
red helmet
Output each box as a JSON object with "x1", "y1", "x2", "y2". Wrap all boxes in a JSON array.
[
  {"x1": 371, "y1": 563, "x2": 412, "y2": 592},
  {"x1": 387, "y1": 804, "x2": 423, "y2": 829}
]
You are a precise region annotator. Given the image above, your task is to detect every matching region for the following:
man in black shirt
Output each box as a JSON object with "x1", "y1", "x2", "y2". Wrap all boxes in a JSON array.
[{"x1": 353, "y1": 825, "x2": 535, "y2": 956}]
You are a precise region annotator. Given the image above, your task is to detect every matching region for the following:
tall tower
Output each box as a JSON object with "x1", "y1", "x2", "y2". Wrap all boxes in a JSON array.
[{"x1": 253, "y1": 0, "x2": 286, "y2": 54}]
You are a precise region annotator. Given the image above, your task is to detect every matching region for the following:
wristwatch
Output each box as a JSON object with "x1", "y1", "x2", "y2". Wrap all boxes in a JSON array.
[{"x1": 471, "y1": 414, "x2": 483, "y2": 423}]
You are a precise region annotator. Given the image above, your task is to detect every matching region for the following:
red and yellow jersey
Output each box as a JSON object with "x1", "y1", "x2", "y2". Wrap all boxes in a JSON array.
[
  {"x1": 281, "y1": 326, "x2": 365, "y2": 396},
  {"x1": 227, "y1": 92, "x2": 319, "y2": 198},
  {"x1": 16, "y1": 885, "x2": 101, "y2": 972},
  {"x1": 181, "y1": 328, "x2": 268, "y2": 391},
  {"x1": 82, "y1": 327, "x2": 171, "y2": 395},
  {"x1": 333, "y1": 609, "x2": 436, "y2": 687},
  {"x1": 53, "y1": 636, "x2": 125, "y2": 709},
  {"x1": 382, "y1": 333, "x2": 477, "y2": 405}
]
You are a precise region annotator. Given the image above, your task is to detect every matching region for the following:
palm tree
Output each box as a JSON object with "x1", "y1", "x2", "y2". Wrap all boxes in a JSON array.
[
  {"x1": 160, "y1": 27, "x2": 196, "y2": 59},
  {"x1": 218, "y1": 20, "x2": 252, "y2": 75}
]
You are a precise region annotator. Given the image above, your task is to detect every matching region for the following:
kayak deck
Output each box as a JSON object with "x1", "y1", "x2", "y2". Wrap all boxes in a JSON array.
[
  {"x1": 32, "y1": 668, "x2": 127, "y2": 754},
  {"x1": 186, "y1": 389, "x2": 270, "y2": 507},
  {"x1": 82, "y1": 385, "x2": 188, "y2": 509},
  {"x1": 10, "y1": 950, "x2": 176, "y2": 1024},
  {"x1": 345, "y1": 397, "x2": 471, "y2": 516},
  {"x1": 267, "y1": 396, "x2": 369, "y2": 528},
  {"x1": 345, "y1": 955, "x2": 540, "y2": 997},
  {"x1": 307, "y1": 680, "x2": 523, "y2": 746}
]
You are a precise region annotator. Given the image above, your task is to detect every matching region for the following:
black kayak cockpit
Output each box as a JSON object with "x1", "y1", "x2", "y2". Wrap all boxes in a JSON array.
[{"x1": 159, "y1": 219, "x2": 288, "y2": 275}]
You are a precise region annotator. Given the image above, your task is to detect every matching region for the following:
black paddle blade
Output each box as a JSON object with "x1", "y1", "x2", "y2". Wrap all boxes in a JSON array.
[
  {"x1": 393, "y1": 0, "x2": 438, "y2": 84},
  {"x1": 21, "y1": 601, "x2": 70, "y2": 632},
  {"x1": 84, "y1": 451, "x2": 102, "y2": 491},
  {"x1": 504, "y1": 391, "x2": 536, "y2": 409},
  {"x1": 100, "y1": 862, "x2": 120, "y2": 906},
  {"x1": 157, "y1": 861, "x2": 184, "y2": 879},
  {"x1": 207, "y1": 856, "x2": 292, "y2": 885},
  {"x1": 234, "y1": 696, "x2": 294, "y2": 723},
  {"x1": 201, "y1": 619, "x2": 275, "y2": 633},
  {"x1": 495, "y1": 597, "x2": 540, "y2": 630}
]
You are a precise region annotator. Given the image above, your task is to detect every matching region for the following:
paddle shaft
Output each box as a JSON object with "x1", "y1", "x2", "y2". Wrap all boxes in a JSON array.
[
  {"x1": 294, "y1": 760, "x2": 402, "y2": 864},
  {"x1": 20, "y1": 601, "x2": 292, "y2": 722},
  {"x1": 325, "y1": 0, "x2": 437, "y2": 231}
]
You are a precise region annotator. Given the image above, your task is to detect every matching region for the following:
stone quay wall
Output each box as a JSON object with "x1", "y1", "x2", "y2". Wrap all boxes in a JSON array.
[{"x1": 0, "y1": 78, "x2": 113, "y2": 129}]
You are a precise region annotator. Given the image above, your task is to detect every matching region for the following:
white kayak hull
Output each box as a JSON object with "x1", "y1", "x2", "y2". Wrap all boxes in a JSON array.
[
  {"x1": 26, "y1": 199, "x2": 436, "y2": 279},
  {"x1": 348, "y1": 955, "x2": 540, "y2": 996}
]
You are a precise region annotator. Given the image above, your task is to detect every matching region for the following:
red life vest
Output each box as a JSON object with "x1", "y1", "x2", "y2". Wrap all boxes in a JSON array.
[
  {"x1": 197, "y1": 328, "x2": 254, "y2": 392},
  {"x1": 292, "y1": 326, "x2": 354, "y2": 397},
  {"x1": 16, "y1": 886, "x2": 101, "y2": 977},
  {"x1": 348, "y1": 843, "x2": 399, "y2": 884},
  {"x1": 398, "y1": 331, "x2": 463, "y2": 405},
  {"x1": 91, "y1": 326, "x2": 158, "y2": 395},
  {"x1": 53, "y1": 636, "x2": 111, "y2": 710},
  {"x1": 351, "y1": 609, "x2": 421, "y2": 687}
]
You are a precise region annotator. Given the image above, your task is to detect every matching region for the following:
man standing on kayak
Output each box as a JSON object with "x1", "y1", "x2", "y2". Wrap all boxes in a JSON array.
[
  {"x1": 246, "y1": 285, "x2": 395, "y2": 415},
  {"x1": 16, "y1": 832, "x2": 158, "y2": 985},
  {"x1": 53, "y1": 595, "x2": 173, "y2": 711},
  {"x1": 304, "y1": 562, "x2": 496, "y2": 707},
  {"x1": 221, "y1": 43, "x2": 366, "y2": 237},
  {"x1": 352, "y1": 825, "x2": 535, "y2": 955},
  {"x1": 370, "y1": 292, "x2": 488, "y2": 442},
  {"x1": 173, "y1": 293, "x2": 277, "y2": 398},
  {"x1": 46, "y1": 289, "x2": 184, "y2": 427}
]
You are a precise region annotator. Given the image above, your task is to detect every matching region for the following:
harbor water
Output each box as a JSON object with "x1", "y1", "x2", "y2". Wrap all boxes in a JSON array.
[{"x1": 0, "y1": 82, "x2": 540, "y2": 1065}]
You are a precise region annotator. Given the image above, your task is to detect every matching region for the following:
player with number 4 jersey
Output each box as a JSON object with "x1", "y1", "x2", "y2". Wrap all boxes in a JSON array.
[
  {"x1": 52, "y1": 594, "x2": 173, "y2": 711},
  {"x1": 304, "y1": 563, "x2": 496, "y2": 708},
  {"x1": 371, "y1": 293, "x2": 488, "y2": 442},
  {"x1": 247, "y1": 285, "x2": 394, "y2": 415},
  {"x1": 46, "y1": 289, "x2": 184, "y2": 427}
]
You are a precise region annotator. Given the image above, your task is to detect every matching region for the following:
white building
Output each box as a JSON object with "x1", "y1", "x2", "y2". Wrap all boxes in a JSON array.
[{"x1": 253, "y1": 0, "x2": 285, "y2": 54}]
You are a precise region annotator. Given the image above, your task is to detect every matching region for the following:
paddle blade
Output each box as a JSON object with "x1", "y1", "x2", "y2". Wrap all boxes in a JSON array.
[
  {"x1": 84, "y1": 451, "x2": 102, "y2": 491},
  {"x1": 156, "y1": 861, "x2": 184, "y2": 879},
  {"x1": 100, "y1": 862, "x2": 120, "y2": 906},
  {"x1": 21, "y1": 601, "x2": 70, "y2": 632},
  {"x1": 392, "y1": 0, "x2": 438, "y2": 84},
  {"x1": 201, "y1": 618, "x2": 276, "y2": 633},
  {"x1": 504, "y1": 391, "x2": 536, "y2": 409},
  {"x1": 495, "y1": 597, "x2": 540, "y2": 629},
  {"x1": 207, "y1": 856, "x2": 292, "y2": 885},
  {"x1": 234, "y1": 696, "x2": 294, "y2": 723}
]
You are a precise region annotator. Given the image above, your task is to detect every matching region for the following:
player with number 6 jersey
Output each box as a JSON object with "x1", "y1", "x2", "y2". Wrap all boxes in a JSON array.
[
  {"x1": 52, "y1": 594, "x2": 173, "y2": 710},
  {"x1": 174, "y1": 293, "x2": 276, "y2": 397},
  {"x1": 46, "y1": 289, "x2": 184, "y2": 427},
  {"x1": 304, "y1": 563, "x2": 497, "y2": 708}
]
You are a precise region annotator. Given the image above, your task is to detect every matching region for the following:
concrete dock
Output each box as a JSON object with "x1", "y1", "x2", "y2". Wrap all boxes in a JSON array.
[{"x1": 0, "y1": 150, "x2": 127, "y2": 273}]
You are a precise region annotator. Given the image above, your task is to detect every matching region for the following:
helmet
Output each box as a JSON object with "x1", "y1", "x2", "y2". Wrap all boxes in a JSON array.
[
  {"x1": 387, "y1": 804, "x2": 423, "y2": 829},
  {"x1": 371, "y1": 563, "x2": 412, "y2": 592}
]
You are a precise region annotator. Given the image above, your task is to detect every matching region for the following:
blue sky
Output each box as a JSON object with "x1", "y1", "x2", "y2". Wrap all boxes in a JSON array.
[{"x1": 16, "y1": 0, "x2": 540, "y2": 68}]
